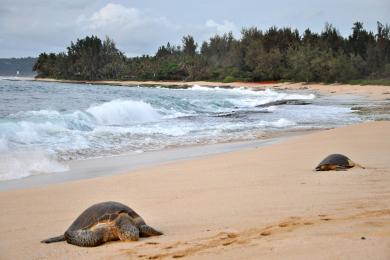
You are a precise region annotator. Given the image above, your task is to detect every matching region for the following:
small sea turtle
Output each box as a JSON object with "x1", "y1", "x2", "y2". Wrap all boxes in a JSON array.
[
  {"x1": 41, "y1": 201, "x2": 162, "y2": 247},
  {"x1": 315, "y1": 154, "x2": 364, "y2": 171}
]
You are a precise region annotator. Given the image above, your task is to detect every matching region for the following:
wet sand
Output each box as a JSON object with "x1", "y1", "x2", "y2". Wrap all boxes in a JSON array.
[
  {"x1": 0, "y1": 121, "x2": 389, "y2": 259},
  {"x1": 0, "y1": 136, "x2": 289, "y2": 191}
]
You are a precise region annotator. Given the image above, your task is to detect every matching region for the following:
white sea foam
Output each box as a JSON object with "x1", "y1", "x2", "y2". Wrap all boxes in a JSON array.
[
  {"x1": 0, "y1": 137, "x2": 68, "y2": 181},
  {"x1": 0, "y1": 137, "x2": 8, "y2": 152},
  {"x1": 191, "y1": 86, "x2": 316, "y2": 108},
  {"x1": 190, "y1": 85, "x2": 214, "y2": 91},
  {"x1": 0, "y1": 81, "x2": 362, "y2": 181},
  {"x1": 0, "y1": 150, "x2": 68, "y2": 181},
  {"x1": 86, "y1": 99, "x2": 161, "y2": 125},
  {"x1": 10, "y1": 110, "x2": 61, "y2": 119},
  {"x1": 259, "y1": 118, "x2": 297, "y2": 128},
  {"x1": 190, "y1": 85, "x2": 265, "y2": 96},
  {"x1": 190, "y1": 85, "x2": 315, "y2": 99}
]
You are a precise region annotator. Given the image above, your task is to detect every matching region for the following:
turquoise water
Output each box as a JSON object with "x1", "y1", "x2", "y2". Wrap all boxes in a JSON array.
[{"x1": 0, "y1": 78, "x2": 362, "y2": 180}]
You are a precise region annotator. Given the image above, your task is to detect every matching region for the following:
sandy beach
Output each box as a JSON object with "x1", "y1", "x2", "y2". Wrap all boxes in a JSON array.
[
  {"x1": 2, "y1": 0, "x2": 390, "y2": 258},
  {"x1": 0, "y1": 121, "x2": 389, "y2": 259}
]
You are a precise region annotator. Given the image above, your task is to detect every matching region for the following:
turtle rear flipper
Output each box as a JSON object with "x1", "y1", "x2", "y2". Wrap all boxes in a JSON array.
[
  {"x1": 41, "y1": 234, "x2": 66, "y2": 243},
  {"x1": 139, "y1": 224, "x2": 163, "y2": 237}
]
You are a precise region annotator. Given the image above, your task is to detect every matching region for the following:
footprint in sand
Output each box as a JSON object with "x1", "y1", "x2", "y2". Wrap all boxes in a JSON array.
[
  {"x1": 145, "y1": 242, "x2": 160, "y2": 245},
  {"x1": 260, "y1": 231, "x2": 272, "y2": 236},
  {"x1": 222, "y1": 240, "x2": 236, "y2": 246},
  {"x1": 278, "y1": 222, "x2": 290, "y2": 228},
  {"x1": 226, "y1": 233, "x2": 238, "y2": 238},
  {"x1": 172, "y1": 253, "x2": 186, "y2": 258}
]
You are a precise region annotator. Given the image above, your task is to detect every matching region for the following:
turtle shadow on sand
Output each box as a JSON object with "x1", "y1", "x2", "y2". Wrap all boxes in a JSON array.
[
  {"x1": 41, "y1": 201, "x2": 162, "y2": 247},
  {"x1": 315, "y1": 154, "x2": 365, "y2": 171}
]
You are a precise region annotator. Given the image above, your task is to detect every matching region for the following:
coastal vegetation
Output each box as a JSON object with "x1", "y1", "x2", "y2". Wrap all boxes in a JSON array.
[{"x1": 33, "y1": 22, "x2": 390, "y2": 83}]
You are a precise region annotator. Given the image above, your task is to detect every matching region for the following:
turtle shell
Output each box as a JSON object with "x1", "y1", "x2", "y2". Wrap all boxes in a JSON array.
[
  {"x1": 315, "y1": 154, "x2": 352, "y2": 171},
  {"x1": 67, "y1": 201, "x2": 144, "y2": 231}
]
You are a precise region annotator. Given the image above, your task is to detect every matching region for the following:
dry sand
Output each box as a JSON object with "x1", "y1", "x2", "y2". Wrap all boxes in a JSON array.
[
  {"x1": 34, "y1": 78, "x2": 390, "y2": 100},
  {"x1": 0, "y1": 121, "x2": 389, "y2": 259}
]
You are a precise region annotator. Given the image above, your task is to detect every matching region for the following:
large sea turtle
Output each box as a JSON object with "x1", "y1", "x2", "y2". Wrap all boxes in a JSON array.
[
  {"x1": 315, "y1": 154, "x2": 364, "y2": 171},
  {"x1": 41, "y1": 201, "x2": 162, "y2": 247}
]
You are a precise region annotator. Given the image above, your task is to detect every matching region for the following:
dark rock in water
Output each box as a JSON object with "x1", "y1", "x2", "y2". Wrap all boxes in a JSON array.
[
  {"x1": 212, "y1": 110, "x2": 271, "y2": 118},
  {"x1": 351, "y1": 104, "x2": 390, "y2": 115},
  {"x1": 212, "y1": 112, "x2": 238, "y2": 118},
  {"x1": 256, "y1": 99, "x2": 311, "y2": 108}
]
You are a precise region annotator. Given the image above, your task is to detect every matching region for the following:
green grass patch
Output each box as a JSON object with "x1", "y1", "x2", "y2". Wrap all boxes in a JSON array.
[{"x1": 222, "y1": 76, "x2": 236, "y2": 83}]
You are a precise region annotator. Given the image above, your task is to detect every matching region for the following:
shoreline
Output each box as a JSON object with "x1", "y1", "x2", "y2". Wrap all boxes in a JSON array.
[
  {"x1": 0, "y1": 121, "x2": 389, "y2": 259},
  {"x1": 32, "y1": 77, "x2": 390, "y2": 100},
  {"x1": 2, "y1": 78, "x2": 388, "y2": 191},
  {"x1": 0, "y1": 128, "x2": 321, "y2": 191}
]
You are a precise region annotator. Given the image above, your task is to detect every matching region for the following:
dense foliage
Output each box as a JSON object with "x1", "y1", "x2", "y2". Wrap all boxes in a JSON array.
[
  {"x1": 33, "y1": 22, "x2": 390, "y2": 83},
  {"x1": 33, "y1": 36, "x2": 127, "y2": 80}
]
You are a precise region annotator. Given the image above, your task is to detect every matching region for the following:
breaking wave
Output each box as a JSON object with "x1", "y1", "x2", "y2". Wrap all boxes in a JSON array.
[
  {"x1": 0, "y1": 137, "x2": 68, "y2": 181},
  {"x1": 86, "y1": 100, "x2": 162, "y2": 125},
  {"x1": 0, "y1": 82, "x2": 361, "y2": 181}
]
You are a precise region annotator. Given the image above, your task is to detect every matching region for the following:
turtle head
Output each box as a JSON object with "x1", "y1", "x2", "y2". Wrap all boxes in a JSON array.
[{"x1": 315, "y1": 165, "x2": 328, "y2": 171}]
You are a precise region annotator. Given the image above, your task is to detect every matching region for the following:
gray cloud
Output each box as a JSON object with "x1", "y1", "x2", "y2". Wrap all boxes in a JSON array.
[{"x1": 0, "y1": 0, "x2": 388, "y2": 57}]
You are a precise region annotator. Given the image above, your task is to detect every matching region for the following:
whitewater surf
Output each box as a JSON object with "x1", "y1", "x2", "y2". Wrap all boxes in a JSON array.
[{"x1": 0, "y1": 79, "x2": 363, "y2": 181}]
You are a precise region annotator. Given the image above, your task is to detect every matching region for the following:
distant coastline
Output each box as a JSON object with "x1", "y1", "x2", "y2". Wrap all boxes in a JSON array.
[{"x1": 0, "y1": 57, "x2": 36, "y2": 76}]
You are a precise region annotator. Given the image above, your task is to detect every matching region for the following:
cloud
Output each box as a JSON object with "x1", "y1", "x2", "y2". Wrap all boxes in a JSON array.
[
  {"x1": 81, "y1": 3, "x2": 144, "y2": 30},
  {"x1": 74, "y1": 3, "x2": 178, "y2": 56},
  {"x1": 74, "y1": 3, "x2": 237, "y2": 56},
  {"x1": 1, "y1": 0, "x2": 389, "y2": 57},
  {"x1": 77, "y1": 3, "x2": 177, "y2": 36},
  {"x1": 205, "y1": 19, "x2": 238, "y2": 35}
]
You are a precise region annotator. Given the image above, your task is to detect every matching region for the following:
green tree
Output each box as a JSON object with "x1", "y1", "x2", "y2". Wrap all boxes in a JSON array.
[{"x1": 182, "y1": 35, "x2": 197, "y2": 57}]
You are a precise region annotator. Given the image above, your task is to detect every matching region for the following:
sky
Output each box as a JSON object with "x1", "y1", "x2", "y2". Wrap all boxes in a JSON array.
[{"x1": 0, "y1": 0, "x2": 389, "y2": 58}]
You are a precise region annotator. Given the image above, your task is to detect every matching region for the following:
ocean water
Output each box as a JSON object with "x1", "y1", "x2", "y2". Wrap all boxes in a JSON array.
[{"x1": 0, "y1": 78, "x2": 363, "y2": 181}]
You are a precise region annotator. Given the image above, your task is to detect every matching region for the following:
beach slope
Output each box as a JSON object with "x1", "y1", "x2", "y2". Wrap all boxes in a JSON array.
[{"x1": 0, "y1": 121, "x2": 389, "y2": 259}]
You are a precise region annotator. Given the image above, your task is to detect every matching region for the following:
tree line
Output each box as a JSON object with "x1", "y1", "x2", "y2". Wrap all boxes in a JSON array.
[{"x1": 33, "y1": 22, "x2": 390, "y2": 83}]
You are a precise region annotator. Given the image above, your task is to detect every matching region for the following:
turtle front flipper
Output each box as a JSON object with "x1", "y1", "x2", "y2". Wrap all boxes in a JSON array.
[
  {"x1": 139, "y1": 224, "x2": 163, "y2": 237},
  {"x1": 334, "y1": 165, "x2": 350, "y2": 171},
  {"x1": 115, "y1": 214, "x2": 140, "y2": 241},
  {"x1": 354, "y1": 163, "x2": 365, "y2": 169},
  {"x1": 65, "y1": 228, "x2": 112, "y2": 247},
  {"x1": 349, "y1": 160, "x2": 365, "y2": 169}
]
